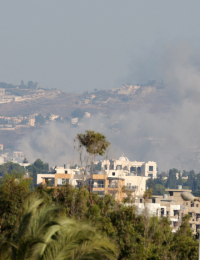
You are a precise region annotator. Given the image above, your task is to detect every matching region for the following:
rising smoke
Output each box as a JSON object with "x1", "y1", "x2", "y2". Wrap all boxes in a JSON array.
[{"x1": 18, "y1": 42, "x2": 200, "y2": 172}]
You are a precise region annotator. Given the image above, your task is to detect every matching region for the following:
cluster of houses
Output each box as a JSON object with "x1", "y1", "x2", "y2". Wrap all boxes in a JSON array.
[{"x1": 32, "y1": 156, "x2": 200, "y2": 234}]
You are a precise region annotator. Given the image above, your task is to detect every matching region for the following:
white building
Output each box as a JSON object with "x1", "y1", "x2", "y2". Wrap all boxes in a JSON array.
[
  {"x1": 71, "y1": 117, "x2": 78, "y2": 124},
  {"x1": 84, "y1": 112, "x2": 91, "y2": 118},
  {"x1": 49, "y1": 114, "x2": 59, "y2": 121},
  {"x1": 99, "y1": 156, "x2": 157, "y2": 178}
]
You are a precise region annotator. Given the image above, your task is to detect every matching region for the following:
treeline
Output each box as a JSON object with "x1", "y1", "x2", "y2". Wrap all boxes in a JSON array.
[
  {"x1": 0, "y1": 173, "x2": 198, "y2": 259},
  {"x1": 0, "y1": 159, "x2": 49, "y2": 186},
  {"x1": 0, "y1": 80, "x2": 38, "y2": 90},
  {"x1": 147, "y1": 168, "x2": 200, "y2": 196}
]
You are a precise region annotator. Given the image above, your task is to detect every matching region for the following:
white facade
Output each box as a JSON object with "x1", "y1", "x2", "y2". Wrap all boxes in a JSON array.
[
  {"x1": 92, "y1": 156, "x2": 156, "y2": 197},
  {"x1": 49, "y1": 114, "x2": 59, "y2": 121},
  {"x1": 71, "y1": 118, "x2": 78, "y2": 124},
  {"x1": 99, "y1": 156, "x2": 157, "y2": 178},
  {"x1": 37, "y1": 174, "x2": 55, "y2": 185}
]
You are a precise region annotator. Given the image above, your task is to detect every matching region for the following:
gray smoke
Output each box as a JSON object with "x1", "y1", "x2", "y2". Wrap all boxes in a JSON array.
[{"x1": 18, "y1": 42, "x2": 200, "y2": 172}]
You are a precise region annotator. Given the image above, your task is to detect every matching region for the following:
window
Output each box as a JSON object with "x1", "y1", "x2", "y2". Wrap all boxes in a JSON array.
[
  {"x1": 57, "y1": 178, "x2": 68, "y2": 186},
  {"x1": 152, "y1": 198, "x2": 155, "y2": 203},
  {"x1": 169, "y1": 191, "x2": 173, "y2": 196},
  {"x1": 104, "y1": 165, "x2": 107, "y2": 170},
  {"x1": 112, "y1": 172, "x2": 115, "y2": 176},
  {"x1": 130, "y1": 166, "x2": 136, "y2": 172},
  {"x1": 116, "y1": 165, "x2": 122, "y2": 170},
  {"x1": 197, "y1": 204, "x2": 199, "y2": 207},
  {"x1": 149, "y1": 166, "x2": 153, "y2": 171},
  {"x1": 65, "y1": 170, "x2": 68, "y2": 174},
  {"x1": 140, "y1": 199, "x2": 142, "y2": 203},
  {"x1": 191, "y1": 202, "x2": 194, "y2": 207}
]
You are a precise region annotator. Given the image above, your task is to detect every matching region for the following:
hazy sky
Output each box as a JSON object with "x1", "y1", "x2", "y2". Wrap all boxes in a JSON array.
[{"x1": 0, "y1": 1, "x2": 200, "y2": 93}]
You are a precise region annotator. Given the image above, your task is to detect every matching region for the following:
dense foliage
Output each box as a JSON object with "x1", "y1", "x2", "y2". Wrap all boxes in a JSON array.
[
  {"x1": 0, "y1": 162, "x2": 26, "y2": 176},
  {"x1": 0, "y1": 174, "x2": 198, "y2": 259},
  {"x1": 27, "y1": 158, "x2": 49, "y2": 185}
]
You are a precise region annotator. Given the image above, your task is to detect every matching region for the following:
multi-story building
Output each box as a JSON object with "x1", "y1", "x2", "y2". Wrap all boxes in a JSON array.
[
  {"x1": 28, "y1": 118, "x2": 35, "y2": 126},
  {"x1": 135, "y1": 186, "x2": 200, "y2": 233},
  {"x1": 13, "y1": 151, "x2": 25, "y2": 159},
  {"x1": 96, "y1": 156, "x2": 157, "y2": 178},
  {"x1": 36, "y1": 164, "x2": 148, "y2": 201},
  {"x1": 38, "y1": 165, "x2": 90, "y2": 187}
]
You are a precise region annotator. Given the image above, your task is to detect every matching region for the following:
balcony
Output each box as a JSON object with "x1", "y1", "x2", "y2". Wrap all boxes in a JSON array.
[
  {"x1": 108, "y1": 184, "x2": 118, "y2": 188},
  {"x1": 92, "y1": 184, "x2": 105, "y2": 188},
  {"x1": 125, "y1": 186, "x2": 138, "y2": 190}
]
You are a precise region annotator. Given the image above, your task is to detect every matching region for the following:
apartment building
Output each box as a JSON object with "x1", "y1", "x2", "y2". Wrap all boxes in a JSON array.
[
  {"x1": 135, "y1": 186, "x2": 200, "y2": 233},
  {"x1": 38, "y1": 165, "x2": 90, "y2": 187},
  {"x1": 96, "y1": 156, "x2": 157, "y2": 178},
  {"x1": 37, "y1": 159, "x2": 150, "y2": 201},
  {"x1": 13, "y1": 151, "x2": 25, "y2": 159},
  {"x1": 28, "y1": 118, "x2": 35, "y2": 126}
]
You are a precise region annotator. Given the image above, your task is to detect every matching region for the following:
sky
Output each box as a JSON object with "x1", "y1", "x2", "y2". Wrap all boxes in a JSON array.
[{"x1": 1, "y1": 1, "x2": 200, "y2": 93}]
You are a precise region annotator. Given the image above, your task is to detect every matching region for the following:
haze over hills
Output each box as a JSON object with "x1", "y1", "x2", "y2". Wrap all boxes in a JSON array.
[{"x1": 1, "y1": 43, "x2": 200, "y2": 172}]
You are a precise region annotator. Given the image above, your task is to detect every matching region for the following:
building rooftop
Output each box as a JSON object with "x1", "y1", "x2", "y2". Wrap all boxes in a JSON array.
[{"x1": 165, "y1": 189, "x2": 192, "y2": 192}]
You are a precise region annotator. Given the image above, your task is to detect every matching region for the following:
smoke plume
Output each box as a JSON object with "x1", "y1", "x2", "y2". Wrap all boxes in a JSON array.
[{"x1": 18, "y1": 42, "x2": 200, "y2": 172}]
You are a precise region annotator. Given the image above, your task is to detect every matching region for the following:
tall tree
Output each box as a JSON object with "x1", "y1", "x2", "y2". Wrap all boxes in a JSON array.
[
  {"x1": 77, "y1": 130, "x2": 110, "y2": 157},
  {"x1": 166, "y1": 169, "x2": 177, "y2": 189}
]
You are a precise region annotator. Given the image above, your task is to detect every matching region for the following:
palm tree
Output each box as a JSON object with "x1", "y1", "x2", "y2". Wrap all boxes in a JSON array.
[{"x1": 0, "y1": 194, "x2": 117, "y2": 260}]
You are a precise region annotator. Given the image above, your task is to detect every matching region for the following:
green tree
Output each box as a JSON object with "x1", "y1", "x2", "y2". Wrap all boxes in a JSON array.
[
  {"x1": 33, "y1": 159, "x2": 49, "y2": 172},
  {"x1": 146, "y1": 178, "x2": 155, "y2": 191},
  {"x1": 35, "y1": 114, "x2": 46, "y2": 125},
  {"x1": 0, "y1": 194, "x2": 117, "y2": 260},
  {"x1": 166, "y1": 169, "x2": 178, "y2": 189},
  {"x1": 0, "y1": 162, "x2": 25, "y2": 176},
  {"x1": 0, "y1": 173, "x2": 32, "y2": 233},
  {"x1": 154, "y1": 184, "x2": 165, "y2": 195},
  {"x1": 185, "y1": 170, "x2": 196, "y2": 192},
  {"x1": 171, "y1": 215, "x2": 198, "y2": 259},
  {"x1": 27, "y1": 159, "x2": 49, "y2": 186},
  {"x1": 77, "y1": 130, "x2": 110, "y2": 157}
]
